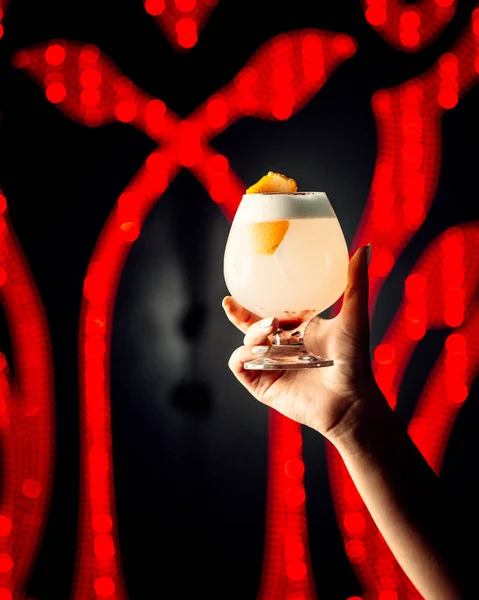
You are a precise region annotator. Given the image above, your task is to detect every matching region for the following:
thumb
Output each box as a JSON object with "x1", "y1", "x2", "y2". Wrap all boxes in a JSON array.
[{"x1": 339, "y1": 245, "x2": 371, "y2": 344}]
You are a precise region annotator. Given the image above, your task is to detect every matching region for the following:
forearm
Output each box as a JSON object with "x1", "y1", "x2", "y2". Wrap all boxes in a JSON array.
[{"x1": 327, "y1": 387, "x2": 471, "y2": 600}]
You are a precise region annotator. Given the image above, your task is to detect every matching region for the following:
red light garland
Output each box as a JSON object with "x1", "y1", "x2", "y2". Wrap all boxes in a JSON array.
[
  {"x1": 362, "y1": 0, "x2": 457, "y2": 52},
  {"x1": 0, "y1": 193, "x2": 55, "y2": 599},
  {"x1": 1, "y1": 2, "x2": 477, "y2": 598},
  {"x1": 142, "y1": 0, "x2": 220, "y2": 50}
]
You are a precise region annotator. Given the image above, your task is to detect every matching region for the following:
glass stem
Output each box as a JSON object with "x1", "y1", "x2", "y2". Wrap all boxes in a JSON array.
[{"x1": 273, "y1": 321, "x2": 309, "y2": 347}]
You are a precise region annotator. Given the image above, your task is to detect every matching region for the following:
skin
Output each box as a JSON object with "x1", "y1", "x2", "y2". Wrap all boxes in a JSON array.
[{"x1": 223, "y1": 246, "x2": 472, "y2": 600}]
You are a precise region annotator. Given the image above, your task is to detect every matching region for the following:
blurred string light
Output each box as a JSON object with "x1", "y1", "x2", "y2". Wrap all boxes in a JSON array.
[
  {"x1": 362, "y1": 0, "x2": 457, "y2": 51},
  {"x1": 142, "y1": 0, "x2": 221, "y2": 50},
  {"x1": 0, "y1": 192, "x2": 55, "y2": 599},
  {"x1": 328, "y1": 7, "x2": 479, "y2": 599},
  {"x1": 14, "y1": 30, "x2": 356, "y2": 599}
]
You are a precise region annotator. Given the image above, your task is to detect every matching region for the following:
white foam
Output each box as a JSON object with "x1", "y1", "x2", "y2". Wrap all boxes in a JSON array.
[{"x1": 234, "y1": 192, "x2": 335, "y2": 223}]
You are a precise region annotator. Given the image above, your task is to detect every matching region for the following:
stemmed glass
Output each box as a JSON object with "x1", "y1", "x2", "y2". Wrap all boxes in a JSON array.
[{"x1": 224, "y1": 191, "x2": 349, "y2": 370}]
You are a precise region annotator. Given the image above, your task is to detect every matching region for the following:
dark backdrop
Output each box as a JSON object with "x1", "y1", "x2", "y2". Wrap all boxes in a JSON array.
[{"x1": 0, "y1": 0, "x2": 478, "y2": 598}]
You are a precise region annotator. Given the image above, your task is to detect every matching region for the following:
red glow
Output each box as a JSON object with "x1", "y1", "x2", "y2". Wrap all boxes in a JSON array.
[
  {"x1": 437, "y1": 89, "x2": 458, "y2": 108},
  {"x1": 45, "y1": 44, "x2": 66, "y2": 66},
  {"x1": 0, "y1": 25, "x2": 3, "y2": 40},
  {"x1": 22, "y1": 479, "x2": 42, "y2": 499},
  {"x1": 361, "y1": 0, "x2": 458, "y2": 51},
  {"x1": 374, "y1": 344, "x2": 396, "y2": 365},
  {"x1": 0, "y1": 590, "x2": 12, "y2": 600},
  {"x1": 144, "y1": 0, "x2": 165, "y2": 16},
  {"x1": 0, "y1": 195, "x2": 6, "y2": 215},
  {"x1": 285, "y1": 486, "x2": 306, "y2": 507},
  {"x1": 120, "y1": 221, "x2": 140, "y2": 241},
  {"x1": 345, "y1": 539, "x2": 366, "y2": 563},
  {"x1": 80, "y1": 68, "x2": 102, "y2": 88},
  {"x1": 344, "y1": 512, "x2": 366, "y2": 534},
  {"x1": 94, "y1": 534, "x2": 115, "y2": 560},
  {"x1": 207, "y1": 154, "x2": 229, "y2": 174},
  {"x1": 379, "y1": 591, "x2": 399, "y2": 600},
  {"x1": 365, "y1": 6, "x2": 387, "y2": 26},
  {"x1": 115, "y1": 101, "x2": 137, "y2": 123},
  {"x1": 286, "y1": 560, "x2": 307, "y2": 581},
  {"x1": 0, "y1": 554, "x2": 13, "y2": 574},
  {"x1": 175, "y1": 0, "x2": 196, "y2": 11},
  {"x1": 284, "y1": 458, "x2": 305, "y2": 478},
  {"x1": 145, "y1": 99, "x2": 166, "y2": 134},
  {"x1": 92, "y1": 513, "x2": 113, "y2": 534},
  {"x1": 46, "y1": 82, "x2": 66, "y2": 104},
  {"x1": 0, "y1": 517, "x2": 12, "y2": 537},
  {"x1": 176, "y1": 18, "x2": 198, "y2": 48},
  {"x1": 207, "y1": 96, "x2": 228, "y2": 128},
  {"x1": 94, "y1": 577, "x2": 115, "y2": 598},
  {"x1": 81, "y1": 89, "x2": 101, "y2": 107}
]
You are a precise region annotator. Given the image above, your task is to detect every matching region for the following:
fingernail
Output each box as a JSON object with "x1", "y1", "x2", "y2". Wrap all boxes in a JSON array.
[
  {"x1": 259, "y1": 317, "x2": 274, "y2": 328},
  {"x1": 366, "y1": 244, "x2": 372, "y2": 266},
  {"x1": 222, "y1": 296, "x2": 231, "y2": 310},
  {"x1": 252, "y1": 345, "x2": 269, "y2": 355}
]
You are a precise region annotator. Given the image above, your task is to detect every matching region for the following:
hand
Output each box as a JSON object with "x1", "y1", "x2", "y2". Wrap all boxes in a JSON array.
[{"x1": 222, "y1": 245, "x2": 380, "y2": 441}]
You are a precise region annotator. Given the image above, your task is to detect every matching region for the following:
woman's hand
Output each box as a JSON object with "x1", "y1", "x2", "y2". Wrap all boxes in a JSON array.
[{"x1": 223, "y1": 245, "x2": 380, "y2": 441}]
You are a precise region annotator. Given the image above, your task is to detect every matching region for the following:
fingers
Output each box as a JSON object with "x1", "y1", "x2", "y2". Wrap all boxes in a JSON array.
[
  {"x1": 340, "y1": 245, "x2": 371, "y2": 343},
  {"x1": 243, "y1": 316, "x2": 279, "y2": 346},
  {"x1": 222, "y1": 296, "x2": 262, "y2": 334},
  {"x1": 227, "y1": 343, "x2": 271, "y2": 377}
]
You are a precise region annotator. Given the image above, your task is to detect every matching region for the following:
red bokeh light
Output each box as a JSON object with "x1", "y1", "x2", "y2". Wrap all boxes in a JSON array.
[
  {"x1": 0, "y1": 516, "x2": 12, "y2": 537},
  {"x1": 0, "y1": 553, "x2": 13, "y2": 574},
  {"x1": 145, "y1": 99, "x2": 166, "y2": 134},
  {"x1": 80, "y1": 68, "x2": 102, "y2": 88},
  {"x1": 115, "y1": 101, "x2": 137, "y2": 123},
  {"x1": 378, "y1": 591, "x2": 399, "y2": 600},
  {"x1": 46, "y1": 82, "x2": 66, "y2": 104},
  {"x1": 284, "y1": 458, "x2": 305, "y2": 478},
  {"x1": 92, "y1": 513, "x2": 113, "y2": 534},
  {"x1": 176, "y1": 17, "x2": 198, "y2": 48},
  {"x1": 144, "y1": 0, "x2": 165, "y2": 16},
  {"x1": 94, "y1": 534, "x2": 115, "y2": 560},
  {"x1": 285, "y1": 485, "x2": 306, "y2": 507},
  {"x1": 94, "y1": 577, "x2": 115, "y2": 598},
  {"x1": 120, "y1": 221, "x2": 140, "y2": 241},
  {"x1": 374, "y1": 344, "x2": 396, "y2": 365},
  {"x1": 345, "y1": 539, "x2": 366, "y2": 563},
  {"x1": 0, "y1": 194, "x2": 6, "y2": 214},
  {"x1": 344, "y1": 512, "x2": 366, "y2": 534},
  {"x1": 207, "y1": 154, "x2": 229, "y2": 174},
  {"x1": 286, "y1": 560, "x2": 307, "y2": 581},
  {"x1": 81, "y1": 89, "x2": 101, "y2": 107},
  {"x1": 22, "y1": 478, "x2": 42, "y2": 499},
  {"x1": 45, "y1": 44, "x2": 66, "y2": 66},
  {"x1": 284, "y1": 535, "x2": 305, "y2": 560},
  {"x1": 0, "y1": 590, "x2": 12, "y2": 600},
  {"x1": 175, "y1": 0, "x2": 197, "y2": 11}
]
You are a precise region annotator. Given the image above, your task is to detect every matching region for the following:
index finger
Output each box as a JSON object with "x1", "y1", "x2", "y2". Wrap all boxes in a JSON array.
[{"x1": 222, "y1": 296, "x2": 261, "y2": 334}]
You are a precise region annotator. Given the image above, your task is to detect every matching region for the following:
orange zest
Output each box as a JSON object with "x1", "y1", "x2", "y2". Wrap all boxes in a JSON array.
[{"x1": 246, "y1": 171, "x2": 297, "y2": 255}]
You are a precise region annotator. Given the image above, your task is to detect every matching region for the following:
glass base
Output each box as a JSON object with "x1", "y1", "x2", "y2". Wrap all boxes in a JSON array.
[{"x1": 244, "y1": 343, "x2": 334, "y2": 370}]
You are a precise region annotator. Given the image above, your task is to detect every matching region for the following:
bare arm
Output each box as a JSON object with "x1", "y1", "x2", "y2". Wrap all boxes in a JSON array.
[
  {"x1": 224, "y1": 246, "x2": 472, "y2": 599},
  {"x1": 329, "y1": 388, "x2": 472, "y2": 600}
]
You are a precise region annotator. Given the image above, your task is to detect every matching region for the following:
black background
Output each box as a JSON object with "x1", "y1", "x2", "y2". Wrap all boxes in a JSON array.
[{"x1": 0, "y1": 0, "x2": 479, "y2": 598}]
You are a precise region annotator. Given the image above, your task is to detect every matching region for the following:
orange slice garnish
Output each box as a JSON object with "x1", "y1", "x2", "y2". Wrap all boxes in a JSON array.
[
  {"x1": 246, "y1": 171, "x2": 297, "y2": 194},
  {"x1": 246, "y1": 172, "x2": 297, "y2": 255}
]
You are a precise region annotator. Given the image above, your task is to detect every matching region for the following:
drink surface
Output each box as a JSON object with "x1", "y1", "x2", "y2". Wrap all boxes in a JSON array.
[{"x1": 224, "y1": 193, "x2": 349, "y2": 324}]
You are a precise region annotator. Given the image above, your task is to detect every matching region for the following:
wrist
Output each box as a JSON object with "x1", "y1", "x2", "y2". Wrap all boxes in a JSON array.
[{"x1": 325, "y1": 384, "x2": 396, "y2": 457}]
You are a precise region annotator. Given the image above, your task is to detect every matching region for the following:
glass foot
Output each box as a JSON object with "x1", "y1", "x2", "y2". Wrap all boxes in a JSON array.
[{"x1": 244, "y1": 343, "x2": 334, "y2": 370}]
